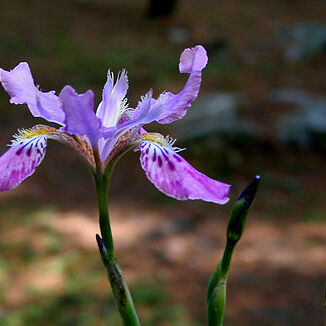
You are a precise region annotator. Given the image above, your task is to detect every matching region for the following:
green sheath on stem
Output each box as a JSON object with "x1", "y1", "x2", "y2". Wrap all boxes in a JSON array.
[{"x1": 96, "y1": 234, "x2": 140, "y2": 326}]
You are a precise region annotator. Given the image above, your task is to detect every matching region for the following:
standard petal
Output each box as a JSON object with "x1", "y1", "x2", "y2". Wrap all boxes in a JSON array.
[
  {"x1": 0, "y1": 62, "x2": 65, "y2": 125},
  {"x1": 117, "y1": 90, "x2": 168, "y2": 134},
  {"x1": 0, "y1": 134, "x2": 47, "y2": 191},
  {"x1": 96, "y1": 70, "x2": 129, "y2": 127},
  {"x1": 131, "y1": 45, "x2": 208, "y2": 126},
  {"x1": 59, "y1": 86, "x2": 101, "y2": 147},
  {"x1": 131, "y1": 91, "x2": 168, "y2": 124},
  {"x1": 139, "y1": 140, "x2": 230, "y2": 204},
  {"x1": 158, "y1": 45, "x2": 208, "y2": 124},
  {"x1": 179, "y1": 45, "x2": 208, "y2": 73}
]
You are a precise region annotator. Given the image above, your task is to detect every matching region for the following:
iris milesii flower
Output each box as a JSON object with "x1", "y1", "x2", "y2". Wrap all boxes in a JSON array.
[{"x1": 0, "y1": 45, "x2": 230, "y2": 204}]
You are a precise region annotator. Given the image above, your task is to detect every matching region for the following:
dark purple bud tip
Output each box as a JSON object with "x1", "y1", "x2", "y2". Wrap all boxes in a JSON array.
[
  {"x1": 96, "y1": 234, "x2": 105, "y2": 253},
  {"x1": 227, "y1": 176, "x2": 261, "y2": 242},
  {"x1": 96, "y1": 234, "x2": 110, "y2": 266},
  {"x1": 237, "y1": 175, "x2": 261, "y2": 210}
]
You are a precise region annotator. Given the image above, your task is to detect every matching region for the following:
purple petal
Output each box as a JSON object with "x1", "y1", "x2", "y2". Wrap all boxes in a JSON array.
[
  {"x1": 131, "y1": 45, "x2": 208, "y2": 126},
  {"x1": 179, "y1": 45, "x2": 208, "y2": 73},
  {"x1": 133, "y1": 127, "x2": 148, "y2": 152},
  {"x1": 128, "y1": 90, "x2": 170, "y2": 128},
  {"x1": 0, "y1": 135, "x2": 47, "y2": 191},
  {"x1": 158, "y1": 45, "x2": 208, "y2": 123},
  {"x1": 0, "y1": 62, "x2": 65, "y2": 125},
  {"x1": 140, "y1": 141, "x2": 230, "y2": 204},
  {"x1": 98, "y1": 94, "x2": 155, "y2": 161},
  {"x1": 98, "y1": 123, "x2": 140, "y2": 162},
  {"x1": 99, "y1": 119, "x2": 145, "y2": 161},
  {"x1": 132, "y1": 91, "x2": 158, "y2": 123},
  {"x1": 59, "y1": 86, "x2": 101, "y2": 147},
  {"x1": 96, "y1": 70, "x2": 128, "y2": 127},
  {"x1": 101, "y1": 45, "x2": 208, "y2": 154}
]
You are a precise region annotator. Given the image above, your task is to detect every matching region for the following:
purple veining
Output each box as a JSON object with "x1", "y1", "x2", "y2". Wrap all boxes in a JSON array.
[{"x1": 157, "y1": 156, "x2": 162, "y2": 167}]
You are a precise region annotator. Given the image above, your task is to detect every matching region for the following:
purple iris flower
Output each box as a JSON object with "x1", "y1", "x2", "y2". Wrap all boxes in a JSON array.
[{"x1": 0, "y1": 45, "x2": 230, "y2": 204}]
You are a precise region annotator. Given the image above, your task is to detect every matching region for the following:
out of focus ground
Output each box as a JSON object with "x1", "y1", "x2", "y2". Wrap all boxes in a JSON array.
[{"x1": 0, "y1": 1, "x2": 325, "y2": 325}]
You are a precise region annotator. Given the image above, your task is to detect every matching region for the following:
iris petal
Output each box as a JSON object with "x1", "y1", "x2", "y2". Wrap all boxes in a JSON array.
[
  {"x1": 59, "y1": 86, "x2": 102, "y2": 148},
  {"x1": 0, "y1": 134, "x2": 47, "y2": 191},
  {"x1": 139, "y1": 140, "x2": 230, "y2": 204},
  {"x1": 96, "y1": 70, "x2": 129, "y2": 128},
  {"x1": 132, "y1": 45, "x2": 208, "y2": 126},
  {"x1": 158, "y1": 45, "x2": 208, "y2": 123},
  {"x1": 0, "y1": 62, "x2": 65, "y2": 125}
]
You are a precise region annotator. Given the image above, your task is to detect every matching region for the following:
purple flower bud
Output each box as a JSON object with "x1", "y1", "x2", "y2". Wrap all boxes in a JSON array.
[
  {"x1": 236, "y1": 175, "x2": 261, "y2": 210},
  {"x1": 227, "y1": 176, "x2": 261, "y2": 242}
]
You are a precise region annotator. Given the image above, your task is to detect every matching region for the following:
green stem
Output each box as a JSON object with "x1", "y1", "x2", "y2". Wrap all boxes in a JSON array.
[
  {"x1": 220, "y1": 240, "x2": 236, "y2": 278},
  {"x1": 206, "y1": 239, "x2": 236, "y2": 326},
  {"x1": 206, "y1": 271, "x2": 226, "y2": 326},
  {"x1": 94, "y1": 172, "x2": 114, "y2": 255},
  {"x1": 206, "y1": 176, "x2": 260, "y2": 326},
  {"x1": 93, "y1": 159, "x2": 140, "y2": 326}
]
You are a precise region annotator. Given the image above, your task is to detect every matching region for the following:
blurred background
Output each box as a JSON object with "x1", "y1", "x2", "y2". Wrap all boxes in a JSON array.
[{"x1": 0, "y1": 1, "x2": 325, "y2": 325}]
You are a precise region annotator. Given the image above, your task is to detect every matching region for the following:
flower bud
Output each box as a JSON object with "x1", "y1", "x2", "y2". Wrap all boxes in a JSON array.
[{"x1": 227, "y1": 175, "x2": 261, "y2": 242}]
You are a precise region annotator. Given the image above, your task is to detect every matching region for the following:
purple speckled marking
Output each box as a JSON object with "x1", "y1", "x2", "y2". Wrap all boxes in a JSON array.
[
  {"x1": 158, "y1": 156, "x2": 162, "y2": 167},
  {"x1": 16, "y1": 148, "x2": 23, "y2": 155},
  {"x1": 144, "y1": 156, "x2": 148, "y2": 169},
  {"x1": 15, "y1": 138, "x2": 35, "y2": 156},
  {"x1": 152, "y1": 150, "x2": 156, "y2": 162},
  {"x1": 162, "y1": 151, "x2": 168, "y2": 160},
  {"x1": 145, "y1": 147, "x2": 149, "y2": 155},
  {"x1": 26, "y1": 146, "x2": 32, "y2": 157},
  {"x1": 173, "y1": 154, "x2": 182, "y2": 162},
  {"x1": 168, "y1": 161, "x2": 175, "y2": 171}
]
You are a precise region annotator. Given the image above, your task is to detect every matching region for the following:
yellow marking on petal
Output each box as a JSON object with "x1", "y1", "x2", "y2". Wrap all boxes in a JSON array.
[
  {"x1": 15, "y1": 127, "x2": 54, "y2": 140},
  {"x1": 10, "y1": 126, "x2": 57, "y2": 146},
  {"x1": 141, "y1": 133, "x2": 185, "y2": 153},
  {"x1": 140, "y1": 133, "x2": 166, "y2": 146}
]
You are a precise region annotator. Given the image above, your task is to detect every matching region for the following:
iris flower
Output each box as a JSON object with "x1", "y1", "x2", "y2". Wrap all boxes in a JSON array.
[{"x1": 0, "y1": 45, "x2": 230, "y2": 204}]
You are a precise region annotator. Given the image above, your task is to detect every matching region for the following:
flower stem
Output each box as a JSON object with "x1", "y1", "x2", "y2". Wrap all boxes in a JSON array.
[
  {"x1": 93, "y1": 163, "x2": 140, "y2": 326},
  {"x1": 206, "y1": 240, "x2": 236, "y2": 326},
  {"x1": 206, "y1": 176, "x2": 260, "y2": 326},
  {"x1": 96, "y1": 234, "x2": 141, "y2": 326},
  {"x1": 95, "y1": 172, "x2": 114, "y2": 254}
]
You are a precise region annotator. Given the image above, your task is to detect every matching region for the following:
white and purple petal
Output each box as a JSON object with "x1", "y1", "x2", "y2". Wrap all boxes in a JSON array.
[
  {"x1": 59, "y1": 86, "x2": 102, "y2": 147},
  {"x1": 140, "y1": 140, "x2": 230, "y2": 204},
  {"x1": 96, "y1": 70, "x2": 129, "y2": 128},
  {"x1": 0, "y1": 62, "x2": 65, "y2": 125},
  {"x1": 0, "y1": 135, "x2": 47, "y2": 191}
]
